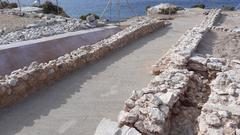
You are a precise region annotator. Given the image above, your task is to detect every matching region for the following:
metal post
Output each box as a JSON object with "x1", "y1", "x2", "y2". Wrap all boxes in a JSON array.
[
  {"x1": 116, "y1": 0, "x2": 121, "y2": 25},
  {"x1": 56, "y1": 0, "x2": 59, "y2": 15},
  {"x1": 38, "y1": 0, "x2": 41, "y2": 6},
  {"x1": 109, "y1": 0, "x2": 112, "y2": 21},
  {"x1": 17, "y1": 0, "x2": 22, "y2": 13}
]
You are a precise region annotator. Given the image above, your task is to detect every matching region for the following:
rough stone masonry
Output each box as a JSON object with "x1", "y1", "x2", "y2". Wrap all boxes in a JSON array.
[
  {"x1": 0, "y1": 17, "x2": 167, "y2": 107},
  {"x1": 91, "y1": 9, "x2": 227, "y2": 135}
]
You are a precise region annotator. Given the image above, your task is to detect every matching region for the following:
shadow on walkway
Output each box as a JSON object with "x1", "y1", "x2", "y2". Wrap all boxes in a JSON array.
[{"x1": 0, "y1": 26, "x2": 171, "y2": 135}]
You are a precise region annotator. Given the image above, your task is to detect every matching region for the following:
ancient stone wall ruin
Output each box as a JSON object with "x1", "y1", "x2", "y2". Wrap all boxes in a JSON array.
[
  {"x1": 0, "y1": 18, "x2": 167, "y2": 107},
  {"x1": 117, "y1": 9, "x2": 223, "y2": 135}
]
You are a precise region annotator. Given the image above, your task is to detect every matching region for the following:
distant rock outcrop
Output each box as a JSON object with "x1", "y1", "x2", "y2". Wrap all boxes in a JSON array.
[{"x1": 147, "y1": 3, "x2": 181, "y2": 15}]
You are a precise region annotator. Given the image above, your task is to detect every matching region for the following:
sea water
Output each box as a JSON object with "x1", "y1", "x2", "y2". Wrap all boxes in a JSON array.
[{"x1": 9, "y1": 0, "x2": 240, "y2": 20}]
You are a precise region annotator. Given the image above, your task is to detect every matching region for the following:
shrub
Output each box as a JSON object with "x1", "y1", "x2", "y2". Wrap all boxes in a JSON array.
[
  {"x1": 40, "y1": 1, "x2": 69, "y2": 17},
  {"x1": 191, "y1": 4, "x2": 205, "y2": 9},
  {"x1": 159, "y1": 8, "x2": 178, "y2": 15},
  {"x1": 80, "y1": 13, "x2": 99, "y2": 20},
  {"x1": 222, "y1": 5, "x2": 235, "y2": 11},
  {"x1": 145, "y1": 5, "x2": 151, "y2": 11},
  {"x1": 0, "y1": 1, "x2": 17, "y2": 9}
]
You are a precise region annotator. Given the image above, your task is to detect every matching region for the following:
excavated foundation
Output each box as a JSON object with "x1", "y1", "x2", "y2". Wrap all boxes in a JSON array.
[
  {"x1": 96, "y1": 9, "x2": 240, "y2": 135},
  {"x1": 169, "y1": 72, "x2": 210, "y2": 135}
]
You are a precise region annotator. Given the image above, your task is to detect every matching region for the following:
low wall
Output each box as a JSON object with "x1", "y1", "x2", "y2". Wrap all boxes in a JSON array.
[
  {"x1": 116, "y1": 9, "x2": 221, "y2": 135},
  {"x1": 0, "y1": 26, "x2": 120, "y2": 75},
  {"x1": 188, "y1": 55, "x2": 240, "y2": 135},
  {"x1": 0, "y1": 18, "x2": 167, "y2": 107}
]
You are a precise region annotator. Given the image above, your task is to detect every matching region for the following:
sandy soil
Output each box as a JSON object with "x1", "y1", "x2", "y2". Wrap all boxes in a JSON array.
[
  {"x1": 216, "y1": 11, "x2": 240, "y2": 29},
  {"x1": 0, "y1": 14, "x2": 38, "y2": 32},
  {"x1": 197, "y1": 11, "x2": 240, "y2": 60},
  {"x1": 197, "y1": 31, "x2": 240, "y2": 60}
]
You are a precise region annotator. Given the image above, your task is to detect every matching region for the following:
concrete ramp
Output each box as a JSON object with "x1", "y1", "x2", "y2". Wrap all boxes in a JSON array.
[{"x1": 0, "y1": 26, "x2": 120, "y2": 75}]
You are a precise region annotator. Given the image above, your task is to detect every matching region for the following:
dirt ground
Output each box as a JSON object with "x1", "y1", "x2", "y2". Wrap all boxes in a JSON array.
[
  {"x1": 0, "y1": 14, "x2": 38, "y2": 32},
  {"x1": 216, "y1": 11, "x2": 240, "y2": 29},
  {"x1": 197, "y1": 11, "x2": 240, "y2": 60},
  {"x1": 196, "y1": 31, "x2": 240, "y2": 60}
]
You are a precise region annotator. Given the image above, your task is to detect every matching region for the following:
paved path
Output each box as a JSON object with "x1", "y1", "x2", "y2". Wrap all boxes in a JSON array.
[{"x1": 0, "y1": 12, "x2": 204, "y2": 135}]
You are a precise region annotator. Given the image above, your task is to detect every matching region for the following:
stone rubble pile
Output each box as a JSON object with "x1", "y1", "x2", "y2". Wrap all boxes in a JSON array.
[
  {"x1": 0, "y1": 9, "x2": 102, "y2": 45},
  {"x1": 211, "y1": 26, "x2": 240, "y2": 33},
  {"x1": 0, "y1": 18, "x2": 166, "y2": 107},
  {"x1": 116, "y1": 9, "x2": 221, "y2": 135},
  {"x1": 118, "y1": 69, "x2": 193, "y2": 134},
  {"x1": 192, "y1": 56, "x2": 240, "y2": 135},
  {"x1": 95, "y1": 118, "x2": 141, "y2": 135}
]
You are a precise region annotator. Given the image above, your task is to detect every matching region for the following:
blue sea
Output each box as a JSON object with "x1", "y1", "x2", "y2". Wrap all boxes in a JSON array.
[{"x1": 9, "y1": 0, "x2": 240, "y2": 20}]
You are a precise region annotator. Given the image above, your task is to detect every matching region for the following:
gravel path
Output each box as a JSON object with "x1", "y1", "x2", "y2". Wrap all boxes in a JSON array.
[
  {"x1": 0, "y1": 11, "x2": 204, "y2": 135},
  {"x1": 0, "y1": 14, "x2": 38, "y2": 32}
]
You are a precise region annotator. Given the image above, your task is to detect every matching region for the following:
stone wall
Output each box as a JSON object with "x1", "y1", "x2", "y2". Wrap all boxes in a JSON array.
[
  {"x1": 117, "y1": 9, "x2": 221, "y2": 135},
  {"x1": 188, "y1": 55, "x2": 240, "y2": 135},
  {"x1": 151, "y1": 9, "x2": 221, "y2": 75},
  {"x1": 0, "y1": 26, "x2": 120, "y2": 75},
  {"x1": 0, "y1": 18, "x2": 167, "y2": 107},
  {"x1": 211, "y1": 26, "x2": 240, "y2": 33}
]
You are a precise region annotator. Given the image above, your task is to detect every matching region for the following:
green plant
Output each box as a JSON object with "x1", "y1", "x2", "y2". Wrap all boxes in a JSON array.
[
  {"x1": 145, "y1": 5, "x2": 151, "y2": 11},
  {"x1": 191, "y1": 3, "x2": 205, "y2": 9},
  {"x1": 40, "y1": 1, "x2": 69, "y2": 17},
  {"x1": 0, "y1": 1, "x2": 17, "y2": 9},
  {"x1": 80, "y1": 13, "x2": 99, "y2": 20},
  {"x1": 222, "y1": 5, "x2": 235, "y2": 11},
  {"x1": 159, "y1": 8, "x2": 178, "y2": 15}
]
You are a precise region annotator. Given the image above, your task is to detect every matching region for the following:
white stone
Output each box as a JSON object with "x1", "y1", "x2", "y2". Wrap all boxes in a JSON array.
[
  {"x1": 148, "y1": 108, "x2": 165, "y2": 123},
  {"x1": 119, "y1": 125, "x2": 130, "y2": 135},
  {"x1": 94, "y1": 118, "x2": 120, "y2": 135},
  {"x1": 205, "y1": 113, "x2": 221, "y2": 127},
  {"x1": 125, "y1": 128, "x2": 141, "y2": 135},
  {"x1": 160, "y1": 105, "x2": 170, "y2": 115},
  {"x1": 86, "y1": 14, "x2": 96, "y2": 22},
  {"x1": 157, "y1": 92, "x2": 178, "y2": 108},
  {"x1": 125, "y1": 99, "x2": 135, "y2": 109},
  {"x1": 217, "y1": 111, "x2": 229, "y2": 118},
  {"x1": 8, "y1": 78, "x2": 18, "y2": 86},
  {"x1": 236, "y1": 129, "x2": 240, "y2": 135}
]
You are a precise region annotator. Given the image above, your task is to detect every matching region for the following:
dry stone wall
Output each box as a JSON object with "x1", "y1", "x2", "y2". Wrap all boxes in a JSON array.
[
  {"x1": 0, "y1": 18, "x2": 167, "y2": 107},
  {"x1": 188, "y1": 54, "x2": 240, "y2": 135},
  {"x1": 116, "y1": 9, "x2": 221, "y2": 135},
  {"x1": 211, "y1": 26, "x2": 240, "y2": 33},
  {"x1": 151, "y1": 9, "x2": 221, "y2": 75}
]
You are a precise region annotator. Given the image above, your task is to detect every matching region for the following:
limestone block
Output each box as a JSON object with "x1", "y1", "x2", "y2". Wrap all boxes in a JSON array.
[
  {"x1": 157, "y1": 92, "x2": 178, "y2": 108},
  {"x1": 205, "y1": 113, "x2": 221, "y2": 127},
  {"x1": 94, "y1": 118, "x2": 120, "y2": 135}
]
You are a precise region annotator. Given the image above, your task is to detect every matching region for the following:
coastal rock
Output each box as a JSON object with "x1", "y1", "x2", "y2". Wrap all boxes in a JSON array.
[{"x1": 86, "y1": 14, "x2": 96, "y2": 22}]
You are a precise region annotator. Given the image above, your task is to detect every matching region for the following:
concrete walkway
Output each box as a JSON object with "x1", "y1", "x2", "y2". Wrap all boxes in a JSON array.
[{"x1": 0, "y1": 13, "x2": 204, "y2": 135}]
